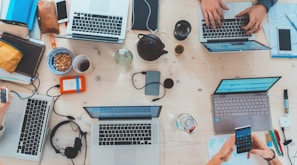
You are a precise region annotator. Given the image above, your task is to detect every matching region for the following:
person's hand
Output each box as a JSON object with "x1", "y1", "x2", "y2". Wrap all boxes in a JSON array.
[
  {"x1": 217, "y1": 134, "x2": 235, "y2": 161},
  {"x1": 0, "y1": 86, "x2": 12, "y2": 114},
  {"x1": 206, "y1": 135, "x2": 235, "y2": 165},
  {"x1": 201, "y1": 0, "x2": 229, "y2": 29},
  {"x1": 236, "y1": 4, "x2": 267, "y2": 35},
  {"x1": 248, "y1": 134, "x2": 274, "y2": 159}
]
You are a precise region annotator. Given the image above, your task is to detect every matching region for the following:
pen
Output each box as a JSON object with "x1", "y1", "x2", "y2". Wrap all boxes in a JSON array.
[
  {"x1": 284, "y1": 89, "x2": 289, "y2": 113},
  {"x1": 269, "y1": 130, "x2": 282, "y2": 156},
  {"x1": 286, "y1": 14, "x2": 297, "y2": 31},
  {"x1": 266, "y1": 133, "x2": 273, "y2": 148},
  {"x1": 274, "y1": 129, "x2": 284, "y2": 156}
]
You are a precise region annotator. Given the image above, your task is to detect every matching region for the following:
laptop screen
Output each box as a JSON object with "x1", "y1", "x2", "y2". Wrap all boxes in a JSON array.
[
  {"x1": 214, "y1": 77, "x2": 281, "y2": 94},
  {"x1": 83, "y1": 106, "x2": 162, "y2": 119},
  {"x1": 202, "y1": 40, "x2": 270, "y2": 52}
]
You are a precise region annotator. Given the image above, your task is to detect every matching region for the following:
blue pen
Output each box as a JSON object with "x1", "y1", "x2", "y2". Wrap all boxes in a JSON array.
[
  {"x1": 285, "y1": 13, "x2": 297, "y2": 31},
  {"x1": 284, "y1": 89, "x2": 289, "y2": 113}
]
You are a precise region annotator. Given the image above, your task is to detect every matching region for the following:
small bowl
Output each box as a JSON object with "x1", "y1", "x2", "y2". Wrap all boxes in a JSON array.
[{"x1": 47, "y1": 47, "x2": 73, "y2": 75}]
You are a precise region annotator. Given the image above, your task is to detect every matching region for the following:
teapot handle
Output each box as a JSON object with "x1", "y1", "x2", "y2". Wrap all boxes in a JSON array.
[
  {"x1": 138, "y1": 33, "x2": 145, "y2": 39},
  {"x1": 137, "y1": 33, "x2": 165, "y2": 48}
]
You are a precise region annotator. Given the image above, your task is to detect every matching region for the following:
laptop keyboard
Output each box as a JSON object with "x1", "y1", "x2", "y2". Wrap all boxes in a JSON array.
[
  {"x1": 202, "y1": 17, "x2": 251, "y2": 39},
  {"x1": 214, "y1": 95, "x2": 268, "y2": 117},
  {"x1": 17, "y1": 99, "x2": 48, "y2": 156},
  {"x1": 71, "y1": 12, "x2": 123, "y2": 36},
  {"x1": 98, "y1": 123, "x2": 152, "y2": 146}
]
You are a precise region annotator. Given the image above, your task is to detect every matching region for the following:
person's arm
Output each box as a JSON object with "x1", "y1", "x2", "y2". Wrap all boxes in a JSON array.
[
  {"x1": 206, "y1": 135, "x2": 235, "y2": 165},
  {"x1": 248, "y1": 134, "x2": 283, "y2": 165},
  {"x1": 257, "y1": 0, "x2": 278, "y2": 12}
]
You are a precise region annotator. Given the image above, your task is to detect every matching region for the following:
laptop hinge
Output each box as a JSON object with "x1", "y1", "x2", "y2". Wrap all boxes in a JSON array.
[
  {"x1": 98, "y1": 117, "x2": 152, "y2": 120},
  {"x1": 72, "y1": 33, "x2": 121, "y2": 43},
  {"x1": 206, "y1": 38, "x2": 248, "y2": 43}
]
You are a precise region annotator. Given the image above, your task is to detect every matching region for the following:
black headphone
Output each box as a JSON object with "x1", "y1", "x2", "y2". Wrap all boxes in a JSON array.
[{"x1": 50, "y1": 120, "x2": 87, "y2": 159}]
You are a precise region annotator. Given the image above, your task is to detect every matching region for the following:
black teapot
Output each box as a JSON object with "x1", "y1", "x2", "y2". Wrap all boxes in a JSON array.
[{"x1": 137, "y1": 34, "x2": 168, "y2": 61}]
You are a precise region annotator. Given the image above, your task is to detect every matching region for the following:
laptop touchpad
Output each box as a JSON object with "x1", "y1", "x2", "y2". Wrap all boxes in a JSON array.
[
  {"x1": 90, "y1": 0, "x2": 110, "y2": 13},
  {"x1": 233, "y1": 116, "x2": 252, "y2": 128},
  {"x1": 115, "y1": 149, "x2": 135, "y2": 165}
]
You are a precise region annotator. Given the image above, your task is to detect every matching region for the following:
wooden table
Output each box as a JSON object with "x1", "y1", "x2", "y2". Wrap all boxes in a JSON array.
[{"x1": 1, "y1": 0, "x2": 297, "y2": 164}]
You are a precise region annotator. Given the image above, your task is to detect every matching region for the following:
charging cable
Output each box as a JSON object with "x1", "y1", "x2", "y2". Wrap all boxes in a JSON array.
[{"x1": 131, "y1": 71, "x2": 166, "y2": 102}]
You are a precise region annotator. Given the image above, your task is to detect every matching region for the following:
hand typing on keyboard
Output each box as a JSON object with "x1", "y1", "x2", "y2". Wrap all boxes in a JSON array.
[
  {"x1": 236, "y1": 4, "x2": 267, "y2": 35},
  {"x1": 200, "y1": 0, "x2": 277, "y2": 34}
]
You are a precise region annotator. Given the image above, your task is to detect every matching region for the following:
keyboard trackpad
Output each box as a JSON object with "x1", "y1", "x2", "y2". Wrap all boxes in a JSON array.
[
  {"x1": 233, "y1": 116, "x2": 252, "y2": 128},
  {"x1": 90, "y1": 0, "x2": 109, "y2": 13},
  {"x1": 115, "y1": 149, "x2": 135, "y2": 165}
]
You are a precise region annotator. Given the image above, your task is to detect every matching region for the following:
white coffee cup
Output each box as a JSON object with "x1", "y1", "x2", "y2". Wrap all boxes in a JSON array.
[{"x1": 72, "y1": 55, "x2": 93, "y2": 74}]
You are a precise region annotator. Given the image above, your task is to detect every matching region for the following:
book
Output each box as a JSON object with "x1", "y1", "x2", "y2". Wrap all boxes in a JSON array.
[
  {"x1": 5, "y1": 0, "x2": 39, "y2": 30},
  {"x1": 0, "y1": 32, "x2": 45, "y2": 84}
]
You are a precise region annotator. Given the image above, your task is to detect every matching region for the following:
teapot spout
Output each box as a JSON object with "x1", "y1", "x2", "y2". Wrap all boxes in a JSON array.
[{"x1": 161, "y1": 50, "x2": 168, "y2": 55}]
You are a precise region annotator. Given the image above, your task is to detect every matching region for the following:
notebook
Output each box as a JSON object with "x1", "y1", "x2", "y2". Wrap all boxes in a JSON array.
[
  {"x1": 198, "y1": 2, "x2": 270, "y2": 53},
  {"x1": 0, "y1": 32, "x2": 45, "y2": 84},
  {"x1": 132, "y1": 0, "x2": 159, "y2": 31},
  {"x1": 62, "y1": 0, "x2": 129, "y2": 43},
  {"x1": 83, "y1": 105, "x2": 162, "y2": 165},
  {"x1": 211, "y1": 77, "x2": 281, "y2": 134},
  {"x1": 0, "y1": 92, "x2": 53, "y2": 163},
  {"x1": 5, "y1": 0, "x2": 38, "y2": 30}
]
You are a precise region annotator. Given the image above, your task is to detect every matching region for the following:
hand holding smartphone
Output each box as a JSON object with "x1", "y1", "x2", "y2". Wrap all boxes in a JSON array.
[
  {"x1": 235, "y1": 125, "x2": 252, "y2": 153},
  {"x1": 1, "y1": 88, "x2": 9, "y2": 103}
]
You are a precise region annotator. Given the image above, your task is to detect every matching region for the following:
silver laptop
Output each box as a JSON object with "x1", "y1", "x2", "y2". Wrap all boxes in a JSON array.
[
  {"x1": 83, "y1": 105, "x2": 162, "y2": 165},
  {"x1": 198, "y1": 2, "x2": 270, "y2": 52},
  {"x1": 211, "y1": 77, "x2": 281, "y2": 134},
  {"x1": 63, "y1": 0, "x2": 129, "y2": 43},
  {"x1": 0, "y1": 92, "x2": 53, "y2": 163}
]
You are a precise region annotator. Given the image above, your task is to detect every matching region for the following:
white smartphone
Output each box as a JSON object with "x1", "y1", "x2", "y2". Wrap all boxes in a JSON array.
[
  {"x1": 277, "y1": 27, "x2": 292, "y2": 54},
  {"x1": 56, "y1": 0, "x2": 68, "y2": 24}
]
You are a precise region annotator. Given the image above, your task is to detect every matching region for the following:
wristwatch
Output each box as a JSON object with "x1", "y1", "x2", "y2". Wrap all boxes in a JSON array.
[
  {"x1": 0, "y1": 125, "x2": 3, "y2": 130},
  {"x1": 264, "y1": 149, "x2": 276, "y2": 161}
]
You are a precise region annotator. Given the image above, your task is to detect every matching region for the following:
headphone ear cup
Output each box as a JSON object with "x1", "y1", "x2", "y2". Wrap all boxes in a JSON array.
[
  {"x1": 74, "y1": 137, "x2": 82, "y2": 151},
  {"x1": 64, "y1": 147, "x2": 78, "y2": 159}
]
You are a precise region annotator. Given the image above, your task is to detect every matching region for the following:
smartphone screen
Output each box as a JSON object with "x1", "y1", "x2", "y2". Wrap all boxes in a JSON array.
[
  {"x1": 235, "y1": 125, "x2": 252, "y2": 153},
  {"x1": 278, "y1": 29, "x2": 291, "y2": 51},
  {"x1": 56, "y1": 0, "x2": 68, "y2": 23}
]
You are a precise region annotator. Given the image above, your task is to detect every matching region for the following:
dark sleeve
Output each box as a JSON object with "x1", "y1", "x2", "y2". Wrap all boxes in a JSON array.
[{"x1": 257, "y1": 0, "x2": 277, "y2": 12}]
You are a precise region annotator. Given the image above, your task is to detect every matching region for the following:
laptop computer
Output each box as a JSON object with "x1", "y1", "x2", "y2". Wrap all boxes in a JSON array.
[
  {"x1": 198, "y1": 2, "x2": 270, "y2": 52},
  {"x1": 83, "y1": 105, "x2": 162, "y2": 165},
  {"x1": 61, "y1": 0, "x2": 129, "y2": 43},
  {"x1": 0, "y1": 92, "x2": 53, "y2": 163},
  {"x1": 211, "y1": 77, "x2": 281, "y2": 134}
]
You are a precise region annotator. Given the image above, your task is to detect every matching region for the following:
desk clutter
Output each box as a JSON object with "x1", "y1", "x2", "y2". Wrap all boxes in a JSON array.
[{"x1": 1, "y1": 0, "x2": 297, "y2": 165}]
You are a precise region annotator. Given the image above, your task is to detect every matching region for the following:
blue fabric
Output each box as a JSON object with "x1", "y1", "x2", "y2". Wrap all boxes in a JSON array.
[
  {"x1": 257, "y1": 0, "x2": 278, "y2": 11},
  {"x1": 6, "y1": 0, "x2": 39, "y2": 30}
]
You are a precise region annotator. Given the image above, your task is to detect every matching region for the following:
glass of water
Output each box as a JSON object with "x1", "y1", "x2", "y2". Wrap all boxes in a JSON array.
[{"x1": 176, "y1": 113, "x2": 197, "y2": 134}]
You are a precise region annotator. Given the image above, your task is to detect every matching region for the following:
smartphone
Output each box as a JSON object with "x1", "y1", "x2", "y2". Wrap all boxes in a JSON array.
[
  {"x1": 1, "y1": 88, "x2": 8, "y2": 103},
  {"x1": 145, "y1": 71, "x2": 160, "y2": 96},
  {"x1": 235, "y1": 125, "x2": 252, "y2": 153},
  {"x1": 56, "y1": 0, "x2": 68, "y2": 24},
  {"x1": 277, "y1": 27, "x2": 292, "y2": 54}
]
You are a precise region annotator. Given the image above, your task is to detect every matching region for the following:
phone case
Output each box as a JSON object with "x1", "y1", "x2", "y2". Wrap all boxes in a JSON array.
[{"x1": 145, "y1": 71, "x2": 160, "y2": 96}]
